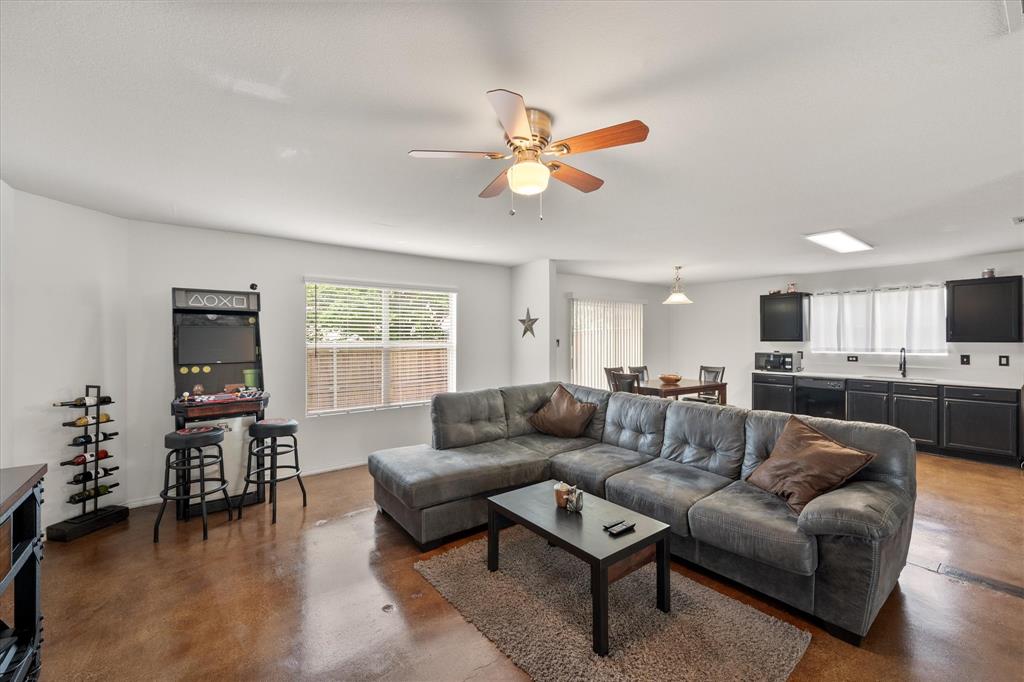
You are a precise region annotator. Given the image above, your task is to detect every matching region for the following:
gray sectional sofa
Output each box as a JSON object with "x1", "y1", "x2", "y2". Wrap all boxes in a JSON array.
[{"x1": 368, "y1": 381, "x2": 916, "y2": 639}]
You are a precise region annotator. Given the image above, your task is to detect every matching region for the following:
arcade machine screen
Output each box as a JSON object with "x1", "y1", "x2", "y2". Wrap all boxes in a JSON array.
[{"x1": 177, "y1": 324, "x2": 257, "y2": 364}]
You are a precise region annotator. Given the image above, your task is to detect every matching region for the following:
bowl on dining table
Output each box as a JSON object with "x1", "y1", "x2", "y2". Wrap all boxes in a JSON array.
[{"x1": 658, "y1": 373, "x2": 682, "y2": 384}]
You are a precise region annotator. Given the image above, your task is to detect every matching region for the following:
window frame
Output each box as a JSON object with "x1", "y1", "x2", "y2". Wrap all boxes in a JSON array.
[
  {"x1": 304, "y1": 277, "x2": 457, "y2": 417},
  {"x1": 569, "y1": 296, "x2": 645, "y2": 389}
]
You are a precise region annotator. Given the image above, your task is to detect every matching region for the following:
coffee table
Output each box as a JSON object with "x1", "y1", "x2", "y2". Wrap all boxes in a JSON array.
[{"x1": 487, "y1": 480, "x2": 671, "y2": 656}]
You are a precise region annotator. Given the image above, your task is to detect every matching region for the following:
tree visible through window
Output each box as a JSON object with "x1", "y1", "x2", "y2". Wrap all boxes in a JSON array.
[{"x1": 305, "y1": 281, "x2": 456, "y2": 414}]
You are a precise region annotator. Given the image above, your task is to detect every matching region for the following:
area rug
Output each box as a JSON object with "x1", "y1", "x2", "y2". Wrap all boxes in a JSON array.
[{"x1": 415, "y1": 527, "x2": 810, "y2": 682}]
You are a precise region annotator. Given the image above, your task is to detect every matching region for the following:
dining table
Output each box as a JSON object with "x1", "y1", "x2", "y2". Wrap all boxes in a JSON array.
[{"x1": 636, "y1": 377, "x2": 727, "y2": 405}]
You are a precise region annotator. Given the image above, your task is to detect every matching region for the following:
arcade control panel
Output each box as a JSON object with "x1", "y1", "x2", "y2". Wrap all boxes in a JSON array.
[{"x1": 171, "y1": 390, "x2": 270, "y2": 424}]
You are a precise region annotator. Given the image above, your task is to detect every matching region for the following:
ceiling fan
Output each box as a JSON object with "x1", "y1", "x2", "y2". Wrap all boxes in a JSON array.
[{"x1": 409, "y1": 89, "x2": 649, "y2": 199}]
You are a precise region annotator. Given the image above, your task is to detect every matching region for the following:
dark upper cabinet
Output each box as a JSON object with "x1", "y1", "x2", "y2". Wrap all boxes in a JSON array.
[
  {"x1": 760, "y1": 293, "x2": 810, "y2": 342},
  {"x1": 891, "y1": 394, "x2": 938, "y2": 444},
  {"x1": 942, "y1": 398, "x2": 1018, "y2": 459},
  {"x1": 847, "y1": 391, "x2": 890, "y2": 425},
  {"x1": 946, "y1": 275, "x2": 1022, "y2": 342},
  {"x1": 752, "y1": 382, "x2": 794, "y2": 413}
]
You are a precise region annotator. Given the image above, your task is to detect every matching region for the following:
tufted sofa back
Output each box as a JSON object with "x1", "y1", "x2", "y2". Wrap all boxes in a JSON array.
[
  {"x1": 561, "y1": 383, "x2": 611, "y2": 441},
  {"x1": 601, "y1": 393, "x2": 670, "y2": 456},
  {"x1": 431, "y1": 388, "x2": 508, "y2": 449},
  {"x1": 499, "y1": 382, "x2": 560, "y2": 437},
  {"x1": 660, "y1": 401, "x2": 748, "y2": 479},
  {"x1": 743, "y1": 410, "x2": 917, "y2": 495}
]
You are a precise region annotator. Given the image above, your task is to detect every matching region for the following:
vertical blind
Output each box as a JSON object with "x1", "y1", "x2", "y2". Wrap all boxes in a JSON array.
[
  {"x1": 810, "y1": 285, "x2": 946, "y2": 354},
  {"x1": 570, "y1": 298, "x2": 644, "y2": 389},
  {"x1": 305, "y1": 281, "x2": 456, "y2": 414}
]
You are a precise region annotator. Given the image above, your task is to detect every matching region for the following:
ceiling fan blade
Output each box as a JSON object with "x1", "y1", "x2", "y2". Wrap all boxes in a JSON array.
[
  {"x1": 486, "y1": 89, "x2": 533, "y2": 146},
  {"x1": 478, "y1": 169, "x2": 509, "y2": 198},
  {"x1": 546, "y1": 120, "x2": 649, "y2": 156},
  {"x1": 409, "y1": 150, "x2": 508, "y2": 159},
  {"x1": 548, "y1": 162, "x2": 604, "y2": 193}
]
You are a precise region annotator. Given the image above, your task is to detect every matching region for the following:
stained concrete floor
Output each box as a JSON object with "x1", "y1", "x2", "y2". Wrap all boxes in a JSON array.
[{"x1": 40, "y1": 452, "x2": 1023, "y2": 681}]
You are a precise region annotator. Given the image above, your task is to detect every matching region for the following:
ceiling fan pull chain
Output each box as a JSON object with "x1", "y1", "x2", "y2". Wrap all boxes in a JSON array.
[
  {"x1": 509, "y1": 190, "x2": 516, "y2": 216},
  {"x1": 538, "y1": 191, "x2": 543, "y2": 221}
]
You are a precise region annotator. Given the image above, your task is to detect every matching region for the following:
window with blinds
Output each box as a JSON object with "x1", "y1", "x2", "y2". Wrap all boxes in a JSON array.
[
  {"x1": 305, "y1": 281, "x2": 456, "y2": 415},
  {"x1": 570, "y1": 298, "x2": 644, "y2": 389}
]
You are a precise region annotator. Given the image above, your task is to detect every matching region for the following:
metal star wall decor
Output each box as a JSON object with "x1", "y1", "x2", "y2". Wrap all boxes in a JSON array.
[{"x1": 518, "y1": 308, "x2": 539, "y2": 338}]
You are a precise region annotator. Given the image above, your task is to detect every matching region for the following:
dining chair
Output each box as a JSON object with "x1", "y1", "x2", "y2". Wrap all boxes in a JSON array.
[
  {"x1": 628, "y1": 365, "x2": 649, "y2": 382},
  {"x1": 682, "y1": 365, "x2": 726, "y2": 404},
  {"x1": 603, "y1": 366, "x2": 624, "y2": 391},
  {"x1": 610, "y1": 371, "x2": 641, "y2": 394}
]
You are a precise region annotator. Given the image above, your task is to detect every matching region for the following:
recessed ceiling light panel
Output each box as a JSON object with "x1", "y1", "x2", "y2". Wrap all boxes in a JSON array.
[{"x1": 804, "y1": 230, "x2": 873, "y2": 253}]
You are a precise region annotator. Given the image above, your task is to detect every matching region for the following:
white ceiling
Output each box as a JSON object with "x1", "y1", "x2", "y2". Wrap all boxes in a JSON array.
[{"x1": 1, "y1": 1, "x2": 1022, "y2": 284}]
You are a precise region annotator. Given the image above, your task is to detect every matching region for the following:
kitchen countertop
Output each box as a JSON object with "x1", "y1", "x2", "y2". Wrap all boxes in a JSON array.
[{"x1": 752, "y1": 369, "x2": 1023, "y2": 390}]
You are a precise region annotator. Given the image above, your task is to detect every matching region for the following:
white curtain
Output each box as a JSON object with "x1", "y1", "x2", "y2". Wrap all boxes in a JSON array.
[
  {"x1": 810, "y1": 285, "x2": 946, "y2": 354},
  {"x1": 570, "y1": 298, "x2": 644, "y2": 389}
]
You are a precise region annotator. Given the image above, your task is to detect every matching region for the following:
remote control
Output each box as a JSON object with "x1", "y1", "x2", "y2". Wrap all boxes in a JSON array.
[
  {"x1": 607, "y1": 521, "x2": 636, "y2": 537},
  {"x1": 603, "y1": 519, "x2": 624, "y2": 530}
]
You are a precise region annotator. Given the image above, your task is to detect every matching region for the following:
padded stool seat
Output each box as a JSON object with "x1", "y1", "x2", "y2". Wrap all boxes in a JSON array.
[
  {"x1": 165, "y1": 426, "x2": 225, "y2": 449},
  {"x1": 249, "y1": 418, "x2": 298, "y2": 439}
]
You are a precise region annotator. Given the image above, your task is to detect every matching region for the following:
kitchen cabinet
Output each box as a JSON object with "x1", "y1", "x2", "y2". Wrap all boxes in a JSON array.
[
  {"x1": 847, "y1": 391, "x2": 889, "y2": 425},
  {"x1": 760, "y1": 293, "x2": 810, "y2": 342},
  {"x1": 946, "y1": 275, "x2": 1022, "y2": 342},
  {"x1": 751, "y1": 374, "x2": 794, "y2": 413},
  {"x1": 891, "y1": 394, "x2": 939, "y2": 445},
  {"x1": 942, "y1": 397, "x2": 1018, "y2": 459}
]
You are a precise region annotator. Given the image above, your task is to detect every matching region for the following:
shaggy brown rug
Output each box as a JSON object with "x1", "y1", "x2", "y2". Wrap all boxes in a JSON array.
[{"x1": 415, "y1": 527, "x2": 810, "y2": 681}]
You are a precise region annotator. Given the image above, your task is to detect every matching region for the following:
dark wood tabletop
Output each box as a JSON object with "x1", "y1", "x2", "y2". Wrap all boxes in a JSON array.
[
  {"x1": 0, "y1": 463, "x2": 46, "y2": 519},
  {"x1": 636, "y1": 378, "x2": 728, "y2": 404}
]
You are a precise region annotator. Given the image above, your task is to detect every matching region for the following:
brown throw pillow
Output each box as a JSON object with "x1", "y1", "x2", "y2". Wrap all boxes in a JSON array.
[
  {"x1": 529, "y1": 385, "x2": 597, "y2": 438},
  {"x1": 747, "y1": 416, "x2": 876, "y2": 513}
]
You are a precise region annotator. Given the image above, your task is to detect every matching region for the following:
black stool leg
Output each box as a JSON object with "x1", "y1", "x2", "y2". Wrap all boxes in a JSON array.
[
  {"x1": 218, "y1": 443, "x2": 233, "y2": 521},
  {"x1": 270, "y1": 436, "x2": 278, "y2": 524},
  {"x1": 292, "y1": 435, "x2": 307, "y2": 508},
  {"x1": 238, "y1": 438, "x2": 255, "y2": 519},
  {"x1": 196, "y1": 447, "x2": 209, "y2": 540},
  {"x1": 153, "y1": 449, "x2": 175, "y2": 543}
]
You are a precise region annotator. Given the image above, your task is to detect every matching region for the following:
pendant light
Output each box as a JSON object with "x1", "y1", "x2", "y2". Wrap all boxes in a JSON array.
[{"x1": 662, "y1": 266, "x2": 693, "y2": 305}]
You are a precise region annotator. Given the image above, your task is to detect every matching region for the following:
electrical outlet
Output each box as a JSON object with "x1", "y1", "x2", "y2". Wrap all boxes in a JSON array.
[
  {"x1": 847, "y1": 355, "x2": 858, "y2": 362},
  {"x1": 999, "y1": 355, "x2": 1010, "y2": 367},
  {"x1": 960, "y1": 354, "x2": 970, "y2": 365}
]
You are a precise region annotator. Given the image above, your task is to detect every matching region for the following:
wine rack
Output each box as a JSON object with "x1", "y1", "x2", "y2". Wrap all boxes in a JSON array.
[{"x1": 45, "y1": 385, "x2": 129, "y2": 542}]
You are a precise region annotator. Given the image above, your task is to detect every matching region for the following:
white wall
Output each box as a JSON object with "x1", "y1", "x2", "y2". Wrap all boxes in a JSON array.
[
  {"x1": 669, "y1": 251, "x2": 1024, "y2": 409},
  {"x1": 0, "y1": 184, "x2": 512, "y2": 526},
  {"x1": 552, "y1": 272, "x2": 673, "y2": 386},
  {"x1": 511, "y1": 259, "x2": 556, "y2": 384}
]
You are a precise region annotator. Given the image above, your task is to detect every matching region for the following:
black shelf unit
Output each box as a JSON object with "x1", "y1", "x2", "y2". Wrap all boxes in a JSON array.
[
  {"x1": 45, "y1": 385, "x2": 129, "y2": 543},
  {"x1": 760, "y1": 292, "x2": 811, "y2": 342},
  {"x1": 946, "y1": 275, "x2": 1022, "y2": 342}
]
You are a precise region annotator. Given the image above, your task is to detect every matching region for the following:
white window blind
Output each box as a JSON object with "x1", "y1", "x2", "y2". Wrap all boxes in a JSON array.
[
  {"x1": 810, "y1": 285, "x2": 946, "y2": 354},
  {"x1": 305, "y1": 281, "x2": 456, "y2": 415},
  {"x1": 570, "y1": 298, "x2": 644, "y2": 389}
]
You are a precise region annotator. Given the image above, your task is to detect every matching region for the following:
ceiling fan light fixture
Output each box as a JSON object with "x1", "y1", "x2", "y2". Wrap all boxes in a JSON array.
[
  {"x1": 662, "y1": 265, "x2": 693, "y2": 305},
  {"x1": 507, "y1": 150, "x2": 550, "y2": 196}
]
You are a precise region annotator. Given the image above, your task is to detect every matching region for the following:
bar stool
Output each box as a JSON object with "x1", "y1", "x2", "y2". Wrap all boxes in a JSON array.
[
  {"x1": 239, "y1": 418, "x2": 307, "y2": 523},
  {"x1": 153, "y1": 426, "x2": 232, "y2": 543}
]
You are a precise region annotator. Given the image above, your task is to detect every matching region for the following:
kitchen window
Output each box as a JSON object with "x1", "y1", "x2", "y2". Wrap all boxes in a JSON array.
[
  {"x1": 570, "y1": 298, "x2": 644, "y2": 389},
  {"x1": 305, "y1": 280, "x2": 456, "y2": 415},
  {"x1": 810, "y1": 285, "x2": 946, "y2": 355}
]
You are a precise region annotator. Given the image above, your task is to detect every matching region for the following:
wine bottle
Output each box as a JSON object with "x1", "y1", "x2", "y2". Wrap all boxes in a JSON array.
[
  {"x1": 70, "y1": 466, "x2": 119, "y2": 484},
  {"x1": 52, "y1": 396, "x2": 112, "y2": 407},
  {"x1": 68, "y1": 413, "x2": 112, "y2": 427},
  {"x1": 70, "y1": 431, "x2": 119, "y2": 446},
  {"x1": 68, "y1": 483, "x2": 118, "y2": 504},
  {"x1": 64, "y1": 449, "x2": 111, "y2": 466}
]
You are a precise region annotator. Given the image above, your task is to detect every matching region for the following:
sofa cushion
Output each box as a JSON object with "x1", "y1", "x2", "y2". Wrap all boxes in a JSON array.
[
  {"x1": 367, "y1": 441, "x2": 548, "y2": 509},
  {"x1": 605, "y1": 459, "x2": 732, "y2": 536},
  {"x1": 601, "y1": 393, "x2": 670, "y2": 456},
  {"x1": 660, "y1": 401, "x2": 748, "y2": 479},
  {"x1": 529, "y1": 385, "x2": 597, "y2": 438},
  {"x1": 748, "y1": 416, "x2": 876, "y2": 512},
  {"x1": 689, "y1": 480, "x2": 818, "y2": 575},
  {"x1": 743, "y1": 411, "x2": 916, "y2": 496},
  {"x1": 511, "y1": 433, "x2": 597, "y2": 458},
  {"x1": 431, "y1": 388, "x2": 508, "y2": 449},
  {"x1": 562, "y1": 383, "x2": 612, "y2": 441},
  {"x1": 549, "y1": 442, "x2": 654, "y2": 496},
  {"x1": 500, "y1": 382, "x2": 559, "y2": 437}
]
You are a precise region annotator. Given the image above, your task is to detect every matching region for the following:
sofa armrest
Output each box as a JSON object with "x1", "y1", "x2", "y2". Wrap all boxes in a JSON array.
[{"x1": 797, "y1": 481, "x2": 913, "y2": 540}]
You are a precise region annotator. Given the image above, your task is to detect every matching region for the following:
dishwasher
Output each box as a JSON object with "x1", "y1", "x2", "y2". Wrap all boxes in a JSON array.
[{"x1": 794, "y1": 377, "x2": 846, "y2": 420}]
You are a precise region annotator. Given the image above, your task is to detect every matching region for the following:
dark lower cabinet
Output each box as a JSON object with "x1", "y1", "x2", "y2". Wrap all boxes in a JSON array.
[
  {"x1": 752, "y1": 383, "x2": 793, "y2": 413},
  {"x1": 846, "y1": 391, "x2": 889, "y2": 425},
  {"x1": 890, "y1": 395, "x2": 939, "y2": 445},
  {"x1": 942, "y1": 399, "x2": 1018, "y2": 459}
]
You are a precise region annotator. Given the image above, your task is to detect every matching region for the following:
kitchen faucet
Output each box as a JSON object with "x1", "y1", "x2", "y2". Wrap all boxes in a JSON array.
[{"x1": 898, "y1": 347, "x2": 907, "y2": 378}]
